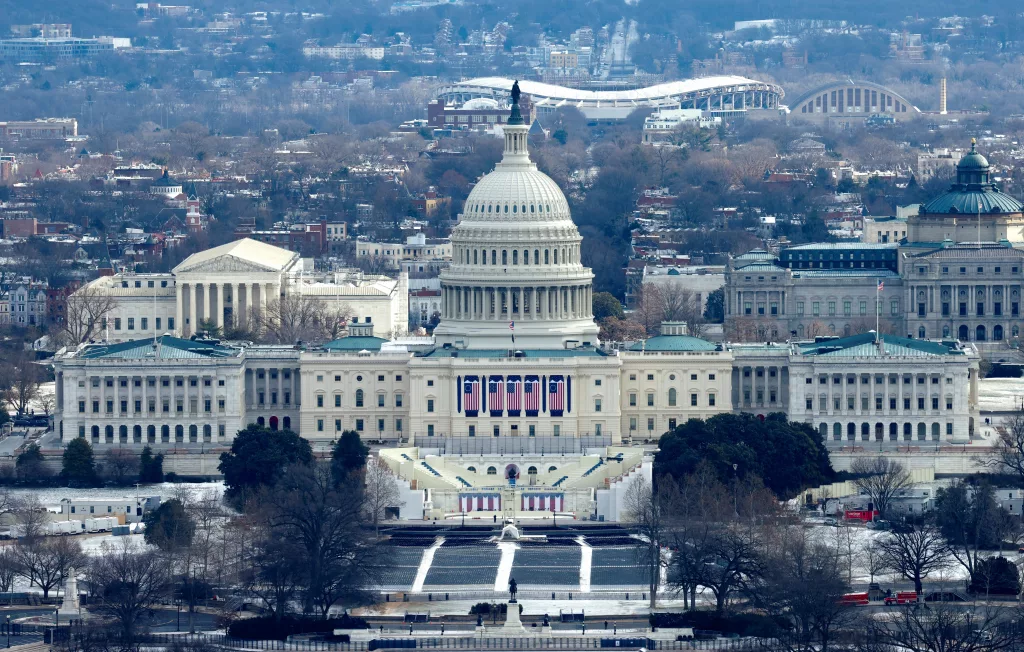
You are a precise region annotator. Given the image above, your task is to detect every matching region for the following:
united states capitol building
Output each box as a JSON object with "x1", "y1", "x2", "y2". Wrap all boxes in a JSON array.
[{"x1": 51, "y1": 88, "x2": 984, "y2": 521}]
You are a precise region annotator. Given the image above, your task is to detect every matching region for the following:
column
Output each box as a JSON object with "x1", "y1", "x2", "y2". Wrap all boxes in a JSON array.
[
  {"x1": 176, "y1": 283, "x2": 185, "y2": 337},
  {"x1": 187, "y1": 283, "x2": 197, "y2": 337},
  {"x1": 218, "y1": 283, "x2": 227, "y2": 330},
  {"x1": 206, "y1": 283, "x2": 216, "y2": 331}
]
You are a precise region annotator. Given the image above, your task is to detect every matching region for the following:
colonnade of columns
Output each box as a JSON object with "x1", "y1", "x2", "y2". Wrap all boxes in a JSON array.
[
  {"x1": 440, "y1": 284, "x2": 593, "y2": 322},
  {"x1": 176, "y1": 281, "x2": 280, "y2": 336}
]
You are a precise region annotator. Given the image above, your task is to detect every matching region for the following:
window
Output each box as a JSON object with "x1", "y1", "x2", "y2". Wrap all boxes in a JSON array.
[
  {"x1": 317, "y1": 394, "x2": 324, "y2": 408},
  {"x1": 355, "y1": 419, "x2": 364, "y2": 431},
  {"x1": 828, "y1": 301, "x2": 836, "y2": 316},
  {"x1": 317, "y1": 419, "x2": 324, "y2": 432},
  {"x1": 334, "y1": 394, "x2": 341, "y2": 407},
  {"x1": 691, "y1": 393, "x2": 698, "y2": 406},
  {"x1": 647, "y1": 393, "x2": 654, "y2": 407},
  {"x1": 797, "y1": 302, "x2": 804, "y2": 316},
  {"x1": 647, "y1": 418, "x2": 655, "y2": 432},
  {"x1": 629, "y1": 393, "x2": 637, "y2": 407},
  {"x1": 860, "y1": 301, "x2": 867, "y2": 315},
  {"x1": 595, "y1": 398, "x2": 602, "y2": 412},
  {"x1": 708, "y1": 393, "x2": 716, "y2": 407},
  {"x1": 595, "y1": 379, "x2": 602, "y2": 386},
  {"x1": 114, "y1": 318, "x2": 121, "y2": 330},
  {"x1": 812, "y1": 302, "x2": 820, "y2": 316},
  {"x1": 378, "y1": 394, "x2": 385, "y2": 407},
  {"x1": 668, "y1": 388, "x2": 677, "y2": 407},
  {"x1": 932, "y1": 398, "x2": 939, "y2": 410},
  {"x1": 127, "y1": 318, "x2": 135, "y2": 330},
  {"x1": 744, "y1": 302, "x2": 751, "y2": 315},
  {"x1": 396, "y1": 394, "x2": 403, "y2": 407},
  {"x1": 427, "y1": 399, "x2": 434, "y2": 413},
  {"x1": 355, "y1": 389, "x2": 364, "y2": 407}
]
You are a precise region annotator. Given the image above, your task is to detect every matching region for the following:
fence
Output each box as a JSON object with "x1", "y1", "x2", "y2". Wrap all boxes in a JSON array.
[
  {"x1": 381, "y1": 591, "x2": 649, "y2": 603},
  {"x1": 422, "y1": 436, "x2": 613, "y2": 456},
  {"x1": 140, "y1": 633, "x2": 762, "y2": 651}
]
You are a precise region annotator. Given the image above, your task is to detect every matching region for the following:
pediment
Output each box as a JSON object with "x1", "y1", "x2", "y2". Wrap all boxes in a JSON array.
[{"x1": 175, "y1": 254, "x2": 281, "y2": 275}]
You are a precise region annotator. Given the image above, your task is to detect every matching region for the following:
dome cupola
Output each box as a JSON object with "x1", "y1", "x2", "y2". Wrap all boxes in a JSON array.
[{"x1": 433, "y1": 80, "x2": 599, "y2": 349}]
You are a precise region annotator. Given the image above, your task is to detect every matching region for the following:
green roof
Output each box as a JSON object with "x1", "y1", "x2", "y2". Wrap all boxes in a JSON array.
[
  {"x1": 785, "y1": 243, "x2": 897, "y2": 250},
  {"x1": 421, "y1": 347, "x2": 607, "y2": 358},
  {"x1": 920, "y1": 189, "x2": 1023, "y2": 215},
  {"x1": 797, "y1": 333, "x2": 964, "y2": 358},
  {"x1": 322, "y1": 336, "x2": 389, "y2": 352},
  {"x1": 794, "y1": 269, "x2": 900, "y2": 278},
  {"x1": 80, "y1": 335, "x2": 237, "y2": 359},
  {"x1": 630, "y1": 335, "x2": 719, "y2": 352}
]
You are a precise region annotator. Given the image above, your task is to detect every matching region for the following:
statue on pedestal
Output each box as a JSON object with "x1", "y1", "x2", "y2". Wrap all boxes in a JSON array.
[
  {"x1": 508, "y1": 577, "x2": 518, "y2": 603},
  {"x1": 58, "y1": 568, "x2": 81, "y2": 618}
]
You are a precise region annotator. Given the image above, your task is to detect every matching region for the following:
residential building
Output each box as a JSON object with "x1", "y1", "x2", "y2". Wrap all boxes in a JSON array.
[{"x1": 0, "y1": 118, "x2": 78, "y2": 139}]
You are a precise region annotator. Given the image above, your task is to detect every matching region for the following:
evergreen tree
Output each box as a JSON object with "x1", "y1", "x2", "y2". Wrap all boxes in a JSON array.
[
  {"x1": 139, "y1": 446, "x2": 164, "y2": 483},
  {"x1": 142, "y1": 498, "x2": 195, "y2": 551},
  {"x1": 332, "y1": 430, "x2": 369, "y2": 484},
  {"x1": 219, "y1": 424, "x2": 313, "y2": 510},
  {"x1": 61, "y1": 437, "x2": 101, "y2": 487}
]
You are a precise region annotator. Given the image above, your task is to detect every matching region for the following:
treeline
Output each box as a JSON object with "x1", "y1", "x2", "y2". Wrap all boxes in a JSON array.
[{"x1": 2, "y1": 441, "x2": 165, "y2": 487}]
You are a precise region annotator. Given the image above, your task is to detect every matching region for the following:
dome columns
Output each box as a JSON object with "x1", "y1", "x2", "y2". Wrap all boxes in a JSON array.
[{"x1": 442, "y1": 283, "x2": 593, "y2": 322}]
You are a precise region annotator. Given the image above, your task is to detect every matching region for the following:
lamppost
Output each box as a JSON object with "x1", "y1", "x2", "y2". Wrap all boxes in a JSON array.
[
  {"x1": 7, "y1": 613, "x2": 11, "y2": 647},
  {"x1": 732, "y1": 464, "x2": 739, "y2": 518},
  {"x1": 176, "y1": 598, "x2": 181, "y2": 631}
]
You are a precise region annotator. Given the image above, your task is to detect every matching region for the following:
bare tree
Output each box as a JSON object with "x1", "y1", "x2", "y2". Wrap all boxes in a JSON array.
[
  {"x1": 850, "y1": 457, "x2": 913, "y2": 519},
  {"x1": 992, "y1": 408, "x2": 1024, "y2": 482},
  {"x1": 623, "y1": 473, "x2": 674, "y2": 608},
  {"x1": 12, "y1": 495, "x2": 49, "y2": 540},
  {"x1": 753, "y1": 528, "x2": 853, "y2": 652},
  {"x1": 314, "y1": 301, "x2": 354, "y2": 342},
  {"x1": 875, "y1": 525, "x2": 950, "y2": 594},
  {"x1": 15, "y1": 536, "x2": 85, "y2": 599},
  {"x1": 0, "y1": 547, "x2": 18, "y2": 593},
  {"x1": 364, "y1": 457, "x2": 401, "y2": 537},
  {"x1": 632, "y1": 284, "x2": 664, "y2": 335},
  {"x1": 88, "y1": 539, "x2": 170, "y2": 640},
  {"x1": 58, "y1": 286, "x2": 118, "y2": 346},
  {"x1": 103, "y1": 449, "x2": 139, "y2": 485},
  {"x1": 657, "y1": 282, "x2": 707, "y2": 336},
  {"x1": 2, "y1": 352, "x2": 43, "y2": 416},
  {"x1": 865, "y1": 600, "x2": 1023, "y2": 652},
  {"x1": 258, "y1": 294, "x2": 347, "y2": 345}
]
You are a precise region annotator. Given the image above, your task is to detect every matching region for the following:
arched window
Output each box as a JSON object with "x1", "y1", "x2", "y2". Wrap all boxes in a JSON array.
[
  {"x1": 904, "y1": 423, "x2": 912, "y2": 440},
  {"x1": 1014, "y1": 325, "x2": 1020, "y2": 338},
  {"x1": 534, "y1": 250, "x2": 540, "y2": 265},
  {"x1": 917, "y1": 423, "x2": 926, "y2": 440},
  {"x1": 189, "y1": 424, "x2": 198, "y2": 442},
  {"x1": 502, "y1": 250, "x2": 508, "y2": 265},
  {"x1": 512, "y1": 250, "x2": 518, "y2": 265},
  {"x1": 959, "y1": 325, "x2": 969, "y2": 341},
  {"x1": 554, "y1": 249, "x2": 559, "y2": 264},
  {"x1": 548, "y1": 466, "x2": 557, "y2": 472},
  {"x1": 105, "y1": 425, "x2": 114, "y2": 442},
  {"x1": 356, "y1": 389, "x2": 364, "y2": 407},
  {"x1": 943, "y1": 325, "x2": 950, "y2": 338},
  {"x1": 861, "y1": 423, "x2": 870, "y2": 440},
  {"x1": 467, "y1": 466, "x2": 476, "y2": 472},
  {"x1": 133, "y1": 425, "x2": 142, "y2": 443},
  {"x1": 668, "y1": 388, "x2": 677, "y2": 407},
  {"x1": 976, "y1": 325, "x2": 987, "y2": 341},
  {"x1": 544, "y1": 250, "x2": 550, "y2": 264},
  {"x1": 889, "y1": 423, "x2": 898, "y2": 440},
  {"x1": 994, "y1": 325, "x2": 1004, "y2": 340},
  {"x1": 119, "y1": 425, "x2": 128, "y2": 442},
  {"x1": 527, "y1": 466, "x2": 537, "y2": 475},
  {"x1": 874, "y1": 423, "x2": 884, "y2": 440},
  {"x1": 487, "y1": 466, "x2": 497, "y2": 475},
  {"x1": 932, "y1": 423, "x2": 940, "y2": 440},
  {"x1": 147, "y1": 425, "x2": 156, "y2": 443},
  {"x1": 283, "y1": 416, "x2": 291, "y2": 430},
  {"x1": 91, "y1": 425, "x2": 100, "y2": 441},
  {"x1": 203, "y1": 424, "x2": 212, "y2": 441},
  {"x1": 819, "y1": 423, "x2": 828, "y2": 438},
  {"x1": 847, "y1": 423, "x2": 856, "y2": 440},
  {"x1": 257, "y1": 416, "x2": 265, "y2": 427},
  {"x1": 523, "y1": 250, "x2": 529, "y2": 265},
  {"x1": 833, "y1": 423, "x2": 842, "y2": 440},
  {"x1": 161, "y1": 425, "x2": 170, "y2": 442},
  {"x1": 473, "y1": 250, "x2": 478, "y2": 264},
  {"x1": 918, "y1": 326, "x2": 926, "y2": 339}
]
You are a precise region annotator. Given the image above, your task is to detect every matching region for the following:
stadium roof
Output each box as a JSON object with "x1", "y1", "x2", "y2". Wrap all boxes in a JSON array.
[{"x1": 452, "y1": 76, "x2": 780, "y2": 103}]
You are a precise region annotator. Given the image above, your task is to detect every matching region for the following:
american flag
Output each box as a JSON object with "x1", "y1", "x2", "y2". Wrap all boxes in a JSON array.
[
  {"x1": 524, "y1": 375, "x2": 540, "y2": 416},
  {"x1": 877, "y1": 280, "x2": 884, "y2": 291},
  {"x1": 488, "y1": 377, "x2": 504, "y2": 415},
  {"x1": 506, "y1": 376, "x2": 521, "y2": 416},
  {"x1": 509, "y1": 320, "x2": 515, "y2": 330},
  {"x1": 463, "y1": 376, "x2": 480, "y2": 416},
  {"x1": 548, "y1": 375, "x2": 565, "y2": 416}
]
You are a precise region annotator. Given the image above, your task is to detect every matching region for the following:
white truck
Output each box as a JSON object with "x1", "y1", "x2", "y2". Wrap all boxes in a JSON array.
[{"x1": 85, "y1": 517, "x2": 118, "y2": 533}]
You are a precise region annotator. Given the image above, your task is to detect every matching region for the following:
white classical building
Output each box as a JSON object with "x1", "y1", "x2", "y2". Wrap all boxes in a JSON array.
[
  {"x1": 731, "y1": 332, "x2": 981, "y2": 448},
  {"x1": 73, "y1": 238, "x2": 408, "y2": 341}
]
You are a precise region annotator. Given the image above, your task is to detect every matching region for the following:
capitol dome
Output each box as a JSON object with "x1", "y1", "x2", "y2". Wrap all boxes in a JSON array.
[{"x1": 433, "y1": 82, "x2": 600, "y2": 350}]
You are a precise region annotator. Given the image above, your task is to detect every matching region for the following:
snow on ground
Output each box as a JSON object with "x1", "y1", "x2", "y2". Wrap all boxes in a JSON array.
[
  {"x1": 978, "y1": 378, "x2": 1024, "y2": 413},
  {"x1": 5, "y1": 481, "x2": 224, "y2": 507}
]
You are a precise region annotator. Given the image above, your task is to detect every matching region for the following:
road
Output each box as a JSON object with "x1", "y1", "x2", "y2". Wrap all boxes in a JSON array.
[
  {"x1": 0, "y1": 606, "x2": 219, "y2": 633},
  {"x1": 600, "y1": 19, "x2": 638, "y2": 80}
]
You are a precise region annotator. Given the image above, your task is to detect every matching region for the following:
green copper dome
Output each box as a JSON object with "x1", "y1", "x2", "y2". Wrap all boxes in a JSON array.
[{"x1": 920, "y1": 140, "x2": 1023, "y2": 215}]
